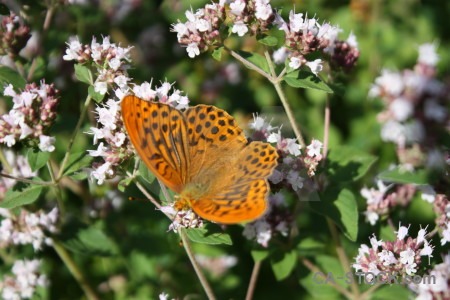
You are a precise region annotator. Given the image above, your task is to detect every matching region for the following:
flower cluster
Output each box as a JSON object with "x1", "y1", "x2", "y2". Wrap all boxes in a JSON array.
[
  {"x1": 0, "y1": 12, "x2": 31, "y2": 57},
  {"x1": 431, "y1": 194, "x2": 450, "y2": 246},
  {"x1": 409, "y1": 254, "x2": 450, "y2": 300},
  {"x1": 0, "y1": 207, "x2": 58, "y2": 251},
  {"x1": 0, "y1": 81, "x2": 60, "y2": 152},
  {"x1": 277, "y1": 11, "x2": 359, "y2": 73},
  {"x1": 0, "y1": 150, "x2": 36, "y2": 200},
  {"x1": 228, "y1": 0, "x2": 276, "y2": 36},
  {"x1": 369, "y1": 43, "x2": 449, "y2": 170},
  {"x1": 87, "y1": 81, "x2": 190, "y2": 185},
  {"x1": 361, "y1": 180, "x2": 416, "y2": 225},
  {"x1": 172, "y1": 1, "x2": 226, "y2": 58},
  {"x1": 62, "y1": 36, "x2": 132, "y2": 95},
  {"x1": 0, "y1": 259, "x2": 48, "y2": 300},
  {"x1": 161, "y1": 203, "x2": 203, "y2": 233},
  {"x1": 243, "y1": 192, "x2": 292, "y2": 247},
  {"x1": 353, "y1": 225, "x2": 434, "y2": 281}
]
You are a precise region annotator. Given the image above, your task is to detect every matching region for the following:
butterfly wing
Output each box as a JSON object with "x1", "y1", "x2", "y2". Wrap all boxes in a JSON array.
[
  {"x1": 181, "y1": 105, "x2": 279, "y2": 223},
  {"x1": 121, "y1": 96, "x2": 190, "y2": 193}
]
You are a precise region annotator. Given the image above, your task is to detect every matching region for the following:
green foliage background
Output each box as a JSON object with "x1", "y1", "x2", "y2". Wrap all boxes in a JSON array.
[{"x1": 1, "y1": 0, "x2": 449, "y2": 299}]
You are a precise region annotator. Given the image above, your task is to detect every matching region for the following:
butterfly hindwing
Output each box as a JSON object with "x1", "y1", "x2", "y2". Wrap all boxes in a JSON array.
[
  {"x1": 121, "y1": 96, "x2": 189, "y2": 193},
  {"x1": 191, "y1": 179, "x2": 268, "y2": 224}
]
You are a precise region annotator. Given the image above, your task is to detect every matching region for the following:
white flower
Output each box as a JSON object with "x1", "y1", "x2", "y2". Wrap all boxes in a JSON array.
[
  {"x1": 390, "y1": 97, "x2": 413, "y2": 122},
  {"x1": 273, "y1": 47, "x2": 289, "y2": 64},
  {"x1": 289, "y1": 11, "x2": 305, "y2": 32},
  {"x1": 243, "y1": 223, "x2": 256, "y2": 240},
  {"x1": 396, "y1": 224, "x2": 410, "y2": 240},
  {"x1": 94, "y1": 81, "x2": 108, "y2": 95},
  {"x1": 255, "y1": 220, "x2": 272, "y2": 247},
  {"x1": 380, "y1": 120, "x2": 405, "y2": 145},
  {"x1": 305, "y1": 59, "x2": 323, "y2": 76},
  {"x1": 172, "y1": 22, "x2": 188, "y2": 39},
  {"x1": 347, "y1": 32, "x2": 358, "y2": 48},
  {"x1": 399, "y1": 248, "x2": 415, "y2": 265},
  {"x1": 288, "y1": 56, "x2": 302, "y2": 69},
  {"x1": 267, "y1": 130, "x2": 282, "y2": 144},
  {"x1": 91, "y1": 162, "x2": 114, "y2": 185},
  {"x1": 133, "y1": 81, "x2": 156, "y2": 100},
  {"x1": 419, "y1": 185, "x2": 436, "y2": 203},
  {"x1": 307, "y1": 139, "x2": 322, "y2": 157},
  {"x1": 38, "y1": 135, "x2": 55, "y2": 152},
  {"x1": 113, "y1": 75, "x2": 129, "y2": 89},
  {"x1": 418, "y1": 43, "x2": 439, "y2": 66},
  {"x1": 196, "y1": 19, "x2": 211, "y2": 32},
  {"x1": 3, "y1": 84, "x2": 16, "y2": 97},
  {"x1": 156, "y1": 82, "x2": 172, "y2": 98},
  {"x1": 405, "y1": 262, "x2": 417, "y2": 275},
  {"x1": 375, "y1": 69, "x2": 404, "y2": 96},
  {"x1": 378, "y1": 250, "x2": 397, "y2": 266},
  {"x1": 364, "y1": 211, "x2": 379, "y2": 226},
  {"x1": 231, "y1": 21, "x2": 248, "y2": 37},
  {"x1": 369, "y1": 235, "x2": 382, "y2": 249},
  {"x1": 440, "y1": 223, "x2": 450, "y2": 245},
  {"x1": 112, "y1": 132, "x2": 126, "y2": 147},
  {"x1": 420, "y1": 240, "x2": 434, "y2": 259},
  {"x1": 287, "y1": 170, "x2": 304, "y2": 191},
  {"x1": 19, "y1": 122, "x2": 33, "y2": 139},
  {"x1": 175, "y1": 95, "x2": 189, "y2": 110},
  {"x1": 63, "y1": 36, "x2": 82, "y2": 61},
  {"x1": 285, "y1": 138, "x2": 302, "y2": 156},
  {"x1": 88, "y1": 142, "x2": 108, "y2": 157},
  {"x1": 3, "y1": 134, "x2": 16, "y2": 147},
  {"x1": 159, "y1": 293, "x2": 169, "y2": 300},
  {"x1": 255, "y1": 3, "x2": 272, "y2": 20},
  {"x1": 229, "y1": 0, "x2": 246, "y2": 16},
  {"x1": 186, "y1": 43, "x2": 200, "y2": 58}
]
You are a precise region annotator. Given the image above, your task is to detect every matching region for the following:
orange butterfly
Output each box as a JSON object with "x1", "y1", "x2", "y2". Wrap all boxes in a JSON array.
[{"x1": 121, "y1": 95, "x2": 278, "y2": 224}]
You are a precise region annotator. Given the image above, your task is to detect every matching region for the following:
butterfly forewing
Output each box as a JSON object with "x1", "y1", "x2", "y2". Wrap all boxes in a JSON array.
[{"x1": 121, "y1": 96, "x2": 189, "y2": 193}]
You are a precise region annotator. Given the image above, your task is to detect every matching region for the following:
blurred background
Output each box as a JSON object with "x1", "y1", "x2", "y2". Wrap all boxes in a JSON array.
[{"x1": 1, "y1": 0, "x2": 449, "y2": 299}]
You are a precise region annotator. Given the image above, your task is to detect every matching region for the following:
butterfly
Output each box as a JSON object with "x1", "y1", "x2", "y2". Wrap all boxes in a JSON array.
[{"x1": 121, "y1": 95, "x2": 279, "y2": 224}]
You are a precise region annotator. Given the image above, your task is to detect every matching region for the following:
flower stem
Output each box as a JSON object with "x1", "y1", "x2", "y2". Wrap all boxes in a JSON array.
[
  {"x1": 56, "y1": 94, "x2": 92, "y2": 181},
  {"x1": 179, "y1": 228, "x2": 217, "y2": 300},
  {"x1": 245, "y1": 260, "x2": 261, "y2": 300},
  {"x1": 0, "y1": 149, "x2": 12, "y2": 174},
  {"x1": 358, "y1": 283, "x2": 381, "y2": 300},
  {"x1": 300, "y1": 257, "x2": 354, "y2": 299},
  {"x1": 322, "y1": 95, "x2": 330, "y2": 164},
  {"x1": 326, "y1": 218, "x2": 359, "y2": 297},
  {"x1": 0, "y1": 172, "x2": 56, "y2": 186},
  {"x1": 264, "y1": 50, "x2": 306, "y2": 148},
  {"x1": 52, "y1": 239, "x2": 100, "y2": 300},
  {"x1": 47, "y1": 161, "x2": 66, "y2": 219},
  {"x1": 223, "y1": 46, "x2": 273, "y2": 81},
  {"x1": 126, "y1": 171, "x2": 163, "y2": 211}
]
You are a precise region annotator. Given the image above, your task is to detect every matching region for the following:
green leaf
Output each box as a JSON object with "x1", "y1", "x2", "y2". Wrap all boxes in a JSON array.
[
  {"x1": 284, "y1": 69, "x2": 333, "y2": 93},
  {"x1": 185, "y1": 224, "x2": 232, "y2": 245},
  {"x1": 257, "y1": 34, "x2": 278, "y2": 46},
  {"x1": 62, "y1": 151, "x2": 93, "y2": 177},
  {"x1": 371, "y1": 285, "x2": 413, "y2": 300},
  {"x1": 61, "y1": 223, "x2": 118, "y2": 256},
  {"x1": 378, "y1": 167, "x2": 430, "y2": 185},
  {"x1": 88, "y1": 85, "x2": 105, "y2": 103},
  {"x1": 326, "y1": 146, "x2": 377, "y2": 183},
  {"x1": 310, "y1": 188, "x2": 358, "y2": 241},
  {"x1": 138, "y1": 162, "x2": 156, "y2": 185},
  {"x1": 0, "y1": 66, "x2": 26, "y2": 90},
  {"x1": 1, "y1": 181, "x2": 44, "y2": 209},
  {"x1": 235, "y1": 50, "x2": 270, "y2": 75},
  {"x1": 212, "y1": 46, "x2": 224, "y2": 61},
  {"x1": 251, "y1": 249, "x2": 270, "y2": 262},
  {"x1": 27, "y1": 148, "x2": 51, "y2": 172},
  {"x1": 74, "y1": 64, "x2": 92, "y2": 84},
  {"x1": 118, "y1": 177, "x2": 133, "y2": 192},
  {"x1": 270, "y1": 249, "x2": 297, "y2": 281},
  {"x1": 296, "y1": 237, "x2": 325, "y2": 256}
]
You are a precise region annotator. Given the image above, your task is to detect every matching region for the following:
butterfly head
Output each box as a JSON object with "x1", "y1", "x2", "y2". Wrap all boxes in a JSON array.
[{"x1": 175, "y1": 183, "x2": 207, "y2": 211}]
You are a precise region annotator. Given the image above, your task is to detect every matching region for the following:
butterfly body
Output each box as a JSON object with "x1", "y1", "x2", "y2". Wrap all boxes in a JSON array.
[{"x1": 121, "y1": 95, "x2": 279, "y2": 224}]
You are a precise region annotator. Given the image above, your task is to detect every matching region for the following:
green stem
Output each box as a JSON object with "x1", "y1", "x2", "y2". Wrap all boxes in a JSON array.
[
  {"x1": 126, "y1": 171, "x2": 163, "y2": 211},
  {"x1": 300, "y1": 257, "x2": 354, "y2": 299},
  {"x1": 327, "y1": 218, "x2": 359, "y2": 297},
  {"x1": 179, "y1": 229, "x2": 217, "y2": 300},
  {"x1": 223, "y1": 46, "x2": 274, "y2": 81},
  {"x1": 0, "y1": 172, "x2": 56, "y2": 186},
  {"x1": 52, "y1": 240, "x2": 100, "y2": 300},
  {"x1": 47, "y1": 161, "x2": 66, "y2": 218},
  {"x1": 56, "y1": 95, "x2": 92, "y2": 181},
  {"x1": 245, "y1": 260, "x2": 261, "y2": 300},
  {"x1": 0, "y1": 149, "x2": 12, "y2": 174},
  {"x1": 264, "y1": 50, "x2": 306, "y2": 148},
  {"x1": 358, "y1": 283, "x2": 381, "y2": 300}
]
